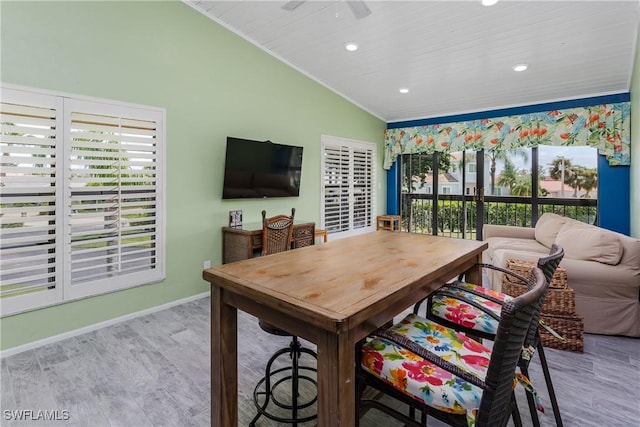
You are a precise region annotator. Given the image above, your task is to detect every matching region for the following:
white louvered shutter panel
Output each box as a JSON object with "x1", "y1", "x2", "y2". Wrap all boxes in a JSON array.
[
  {"x1": 321, "y1": 136, "x2": 376, "y2": 240},
  {"x1": 322, "y1": 142, "x2": 350, "y2": 233},
  {"x1": 64, "y1": 99, "x2": 164, "y2": 299},
  {"x1": 0, "y1": 88, "x2": 64, "y2": 315},
  {"x1": 352, "y1": 146, "x2": 374, "y2": 230}
]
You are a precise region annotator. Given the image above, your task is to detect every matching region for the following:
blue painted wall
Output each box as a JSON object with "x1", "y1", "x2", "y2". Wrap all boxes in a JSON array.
[
  {"x1": 386, "y1": 161, "x2": 400, "y2": 215},
  {"x1": 598, "y1": 156, "x2": 631, "y2": 234},
  {"x1": 386, "y1": 93, "x2": 631, "y2": 234}
]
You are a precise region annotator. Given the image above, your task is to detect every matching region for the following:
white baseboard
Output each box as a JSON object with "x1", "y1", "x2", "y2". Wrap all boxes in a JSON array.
[{"x1": 0, "y1": 292, "x2": 209, "y2": 359}]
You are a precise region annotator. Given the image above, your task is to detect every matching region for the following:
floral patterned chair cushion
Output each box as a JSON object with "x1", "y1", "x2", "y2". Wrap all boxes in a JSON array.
[
  {"x1": 361, "y1": 313, "x2": 494, "y2": 426},
  {"x1": 429, "y1": 282, "x2": 514, "y2": 334}
]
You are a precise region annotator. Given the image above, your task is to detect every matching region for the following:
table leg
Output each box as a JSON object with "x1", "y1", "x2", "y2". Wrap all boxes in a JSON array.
[
  {"x1": 316, "y1": 330, "x2": 356, "y2": 427},
  {"x1": 211, "y1": 286, "x2": 238, "y2": 427},
  {"x1": 465, "y1": 252, "x2": 483, "y2": 285}
]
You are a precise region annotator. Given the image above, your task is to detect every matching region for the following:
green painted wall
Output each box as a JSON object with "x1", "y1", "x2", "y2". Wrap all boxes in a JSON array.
[
  {"x1": 0, "y1": 1, "x2": 386, "y2": 350},
  {"x1": 631, "y1": 26, "x2": 640, "y2": 238}
]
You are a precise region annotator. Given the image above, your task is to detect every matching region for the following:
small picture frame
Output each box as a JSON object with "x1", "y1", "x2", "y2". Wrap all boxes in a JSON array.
[{"x1": 229, "y1": 210, "x2": 243, "y2": 228}]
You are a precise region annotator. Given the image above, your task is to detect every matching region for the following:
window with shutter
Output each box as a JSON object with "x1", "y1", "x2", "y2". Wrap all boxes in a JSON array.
[
  {"x1": 0, "y1": 89, "x2": 63, "y2": 315},
  {"x1": 64, "y1": 99, "x2": 164, "y2": 299},
  {"x1": 0, "y1": 86, "x2": 165, "y2": 316},
  {"x1": 320, "y1": 136, "x2": 376, "y2": 239}
]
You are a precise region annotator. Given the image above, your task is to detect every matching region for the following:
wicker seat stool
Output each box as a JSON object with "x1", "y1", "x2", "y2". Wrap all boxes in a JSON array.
[{"x1": 250, "y1": 321, "x2": 318, "y2": 426}]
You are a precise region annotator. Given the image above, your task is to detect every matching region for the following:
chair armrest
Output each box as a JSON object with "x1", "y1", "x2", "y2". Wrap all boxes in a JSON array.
[
  {"x1": 430, "y1": 263, "x2": 528, "y2": 307},
  {"x1": 479, "y1": 263, "x2": 530, "y2": 286},
  {"x1": 415, "y1": 264, "x2": 529, "y2": 314},
  {"x1": 483, "y1": 224, "x2": 535, "y2": 240},
  {"x1": 370, "y1": 328, "x2": 488, "y2": 390},
  {"x1": 433, "y1": 288, "x2": 502, "y2": 321},
  {"x1": 453, "y1": 263, "x2": 530, "y2": 296}
]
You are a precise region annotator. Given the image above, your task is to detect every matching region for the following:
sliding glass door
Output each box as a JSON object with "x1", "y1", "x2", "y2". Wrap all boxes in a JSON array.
[
  {"x1": 399, "y1": 146, "x2": 598, "y2": 240},
  {"x1": 400, "y1": 150, "x2": 481, "y2": 239}
]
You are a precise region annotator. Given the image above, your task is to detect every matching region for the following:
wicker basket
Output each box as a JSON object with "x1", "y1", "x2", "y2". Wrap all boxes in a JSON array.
[
  {"x1": 502, "y1": 278, "x2": 576, "y2": 316},
  {"x1": 502, "y1": 258, "x2": 575, "y2": 316},
  {"x1": 502, "y1": 258, "x2": 584, "y2": 352},
  {"x1": 504, "y1": 259, "x2": 568, "y2": 289},
  {"x1": 539, "y1": 313, "x2": 584, "y2": 353}
]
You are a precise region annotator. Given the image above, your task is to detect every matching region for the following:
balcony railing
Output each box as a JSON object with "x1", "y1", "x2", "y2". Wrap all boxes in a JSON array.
[{"x1": 401, "y1": 194, "x2": 597, "y2": 239}]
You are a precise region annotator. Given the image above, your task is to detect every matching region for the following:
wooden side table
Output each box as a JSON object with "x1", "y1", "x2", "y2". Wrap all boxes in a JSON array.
[
  {"x1": 376, "y1": 215, "x2": 401, "y2": 231},
  {"x1": 314, "y1": 228, "x2": 328, "y2": 243},
  {"x1": 222, "y1": 222, "x2": 315, "y2": 263}
]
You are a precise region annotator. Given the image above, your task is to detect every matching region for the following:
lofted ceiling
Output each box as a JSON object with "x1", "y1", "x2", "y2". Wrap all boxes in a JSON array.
[{"x1": 185, "y1": 0, "x2": 640, "y2": 123}]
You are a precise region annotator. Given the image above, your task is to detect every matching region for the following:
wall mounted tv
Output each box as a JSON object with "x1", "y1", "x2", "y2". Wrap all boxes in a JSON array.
[{"x1": 222, "y1": 137, "x2": 304, "y2": 199}]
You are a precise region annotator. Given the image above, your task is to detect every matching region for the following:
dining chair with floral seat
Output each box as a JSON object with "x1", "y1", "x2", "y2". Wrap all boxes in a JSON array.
[
  {"x1": 418, "y1": 244, "x2": 565, "y2": 427},
  {"x1": 357, "y1": 266, "x2": 548, "y2": 427}
]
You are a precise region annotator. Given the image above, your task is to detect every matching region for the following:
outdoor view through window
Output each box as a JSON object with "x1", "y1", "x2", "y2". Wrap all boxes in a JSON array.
[{"x1": 400, "y1": 146, "x2": 598, "y2": 238}]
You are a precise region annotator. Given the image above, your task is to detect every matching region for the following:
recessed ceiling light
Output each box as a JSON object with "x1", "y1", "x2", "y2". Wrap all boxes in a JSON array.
[
  {"x1": 345, "y1": 42, "x2": 358, "y2": 52},
  {"x1": 482, "y1": 0, "x2": 499, "y2": 6},
  {"x1": 513, "y1": 63, "x2": 528, "y2": 72},
  {"x1": 399, "y1": 88, "x2": 409, "y2": 94}
]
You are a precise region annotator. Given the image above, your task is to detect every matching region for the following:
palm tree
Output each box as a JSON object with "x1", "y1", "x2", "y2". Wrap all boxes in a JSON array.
[
  {"x1": 511, "y1": 174, "x2": 532, "y2": 196},
  {"x1": 548, "y1": 157, "x2": 573, "y2": 181},
  {"x1": 548, "y1": 157, "x2": 597, "y2": 198},
  {"x1": 487, "y1": 148, "x2": 529, "y2": 195},
  {"x1": 510, "y1": 169, "x2": 548, "y2": 197},
  {"x1": 568, "y1": 165, "x2": 597, "y2": 198},
  {"x1": 579, "y1": 169, "x2": 598, "y2": 198},
  {"x1": 496, "y1": 158, "x2": 517, "y2": 194}
]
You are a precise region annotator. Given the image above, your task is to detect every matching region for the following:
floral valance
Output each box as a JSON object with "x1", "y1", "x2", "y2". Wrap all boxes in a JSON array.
[{"x1": 383, "y1": 102, "x2": 630, "y2": 170}]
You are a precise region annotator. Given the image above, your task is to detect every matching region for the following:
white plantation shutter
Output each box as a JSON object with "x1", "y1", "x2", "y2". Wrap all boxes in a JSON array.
[
  {"x1": 64, "y1": 100, "x2": 164, "y2": 299},
  {"x1": 0, "y1": 85, "x2": 165, "y2": 316},
  {"x1": 352, "y1": 146, "x2": 374, "y2": 230},
  {"x1": 0, "y1": 89, "x2": 64, "y2": 314},
  {"x1": 322, "y1": 143, "x2": 350, "y2": 233},
  {"x1": 321, "y1": 136, "x2": 376, "y2": 239}
]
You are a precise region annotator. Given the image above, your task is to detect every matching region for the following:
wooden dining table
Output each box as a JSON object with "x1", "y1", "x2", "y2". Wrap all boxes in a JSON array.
[{"x1": 203, "y1": 230, "x2": 487, "y2": 427}]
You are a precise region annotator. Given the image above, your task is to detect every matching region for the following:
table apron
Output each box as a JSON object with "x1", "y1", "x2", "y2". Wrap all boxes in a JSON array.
[{"x1": 223, "y1": 290, "x2": 332, "y2": 343}]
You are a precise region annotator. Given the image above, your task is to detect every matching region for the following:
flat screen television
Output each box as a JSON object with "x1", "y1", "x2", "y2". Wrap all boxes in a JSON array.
[{"x1": 222, "y1": 137, "x2": 303, "y2": 199}]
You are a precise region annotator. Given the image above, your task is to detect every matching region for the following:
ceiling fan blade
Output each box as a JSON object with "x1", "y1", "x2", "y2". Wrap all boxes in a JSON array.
[
  {"x1": 346, "y1": 1, "x2": 371, "y2": 20},
  {"x1": 282, "y1": 1, "x2": 306, "y2": 11}
]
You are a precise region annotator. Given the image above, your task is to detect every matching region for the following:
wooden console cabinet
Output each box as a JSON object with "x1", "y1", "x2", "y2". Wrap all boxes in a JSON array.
[{"x1": 222, "y1": 222, "x2": 315, "y2": 264}]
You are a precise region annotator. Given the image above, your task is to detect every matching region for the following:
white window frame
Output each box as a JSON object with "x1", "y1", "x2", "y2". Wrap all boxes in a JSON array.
[
  {"x1": 468, "y1": 162, "x2": 476, "y2": 173},
  {"x1": 0, "y1": 84, "x2": 166, "y2": 316},
  {"x1": 320, "y1": 135, "x2": 376, "y2": 240}
]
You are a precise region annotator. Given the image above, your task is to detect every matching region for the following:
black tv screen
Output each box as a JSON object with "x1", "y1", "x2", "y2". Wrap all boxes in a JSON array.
[{"x1": 222, "y1": 137, "x2": 303, "y2": 199}]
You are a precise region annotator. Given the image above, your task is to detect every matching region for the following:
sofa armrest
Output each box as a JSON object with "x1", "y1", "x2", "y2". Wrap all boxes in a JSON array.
[{"x1": 483, "y1": 224, "x2": 535, "y2": 240}]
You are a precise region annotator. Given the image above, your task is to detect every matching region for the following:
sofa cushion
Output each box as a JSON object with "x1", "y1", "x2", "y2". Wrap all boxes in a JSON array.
[
  {"x1": 534, "y1": 213, "x2": 567, "y2": 248},
  {"x1": 555, "y1": 222, "x2": 623, "y2": 265},
  {"x1": 618, "y1": 232, "x2": 640, "y2": 268},
  {"x1": 485, "y1": 237, "x2": 548, "y2": 261},
  {"x1": 560, "y1": 258, "x2": 639, "y2": 299}
]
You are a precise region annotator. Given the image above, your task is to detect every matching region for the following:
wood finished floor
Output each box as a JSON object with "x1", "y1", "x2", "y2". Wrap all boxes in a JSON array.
[{"x1": 1, "y1": 296, "x2": 639, "y2": 427}]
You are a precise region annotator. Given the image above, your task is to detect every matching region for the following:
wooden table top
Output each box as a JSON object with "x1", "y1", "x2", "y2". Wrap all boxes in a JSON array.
[{"x1": 204, "y1": 231, "x2": 487, "y2": 334}]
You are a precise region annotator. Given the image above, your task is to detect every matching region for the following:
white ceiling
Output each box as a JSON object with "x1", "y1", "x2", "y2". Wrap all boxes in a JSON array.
[{"x1": 185, "y1": 0, "x2": 640, "y2": 123}]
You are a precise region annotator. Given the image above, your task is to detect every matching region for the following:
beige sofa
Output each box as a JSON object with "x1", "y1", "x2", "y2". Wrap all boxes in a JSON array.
[{"x1": 483, "y1": 213, "x2": 640, "y2": 337}]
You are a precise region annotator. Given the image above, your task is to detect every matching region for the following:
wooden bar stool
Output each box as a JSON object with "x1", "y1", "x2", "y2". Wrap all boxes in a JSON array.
[{"x1": 251, "y1": 209, "x2": 318, "y2": 426}]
